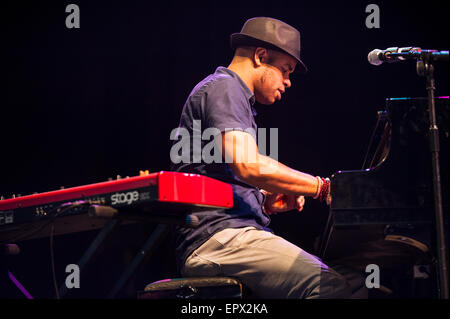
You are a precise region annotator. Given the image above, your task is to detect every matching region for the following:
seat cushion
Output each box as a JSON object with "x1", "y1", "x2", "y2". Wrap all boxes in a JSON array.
[{"x1": 139, "y1": 277, "x2": 242, "y2": 299}]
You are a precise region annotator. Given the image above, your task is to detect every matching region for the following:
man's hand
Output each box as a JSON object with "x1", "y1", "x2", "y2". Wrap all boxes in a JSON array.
[{"x1": 262, "y1": 191, "x2": 305, "y2": 215}]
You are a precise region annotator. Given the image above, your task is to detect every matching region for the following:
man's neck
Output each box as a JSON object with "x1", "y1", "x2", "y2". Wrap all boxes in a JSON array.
[{"x1": 227, "y1": 61, "x2": 255, "y2": 93}]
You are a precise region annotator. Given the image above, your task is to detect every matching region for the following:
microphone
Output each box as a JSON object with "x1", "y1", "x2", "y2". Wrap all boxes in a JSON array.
[
  {"x1": 368, "y1": 47, "x2": 449, "y2": 66},
  {"x1": 368, "y1": 47, "x2": 421, "y2": 65}
]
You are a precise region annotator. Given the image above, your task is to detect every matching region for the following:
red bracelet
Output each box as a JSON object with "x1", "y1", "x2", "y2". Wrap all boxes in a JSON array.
[{"x1": 319, "y1": 178, "x2": 331, "y2": 202}]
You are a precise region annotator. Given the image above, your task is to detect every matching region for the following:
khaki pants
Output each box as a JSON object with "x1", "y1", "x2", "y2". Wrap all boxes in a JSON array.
[{"x1": 182, "y1": 227, "x2": 355, "y2": 299}]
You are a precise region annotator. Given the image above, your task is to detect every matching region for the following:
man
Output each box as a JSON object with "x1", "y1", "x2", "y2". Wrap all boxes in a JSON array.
[{"x1": 170, "y1": 17, "x2": 359, "y2": 298}]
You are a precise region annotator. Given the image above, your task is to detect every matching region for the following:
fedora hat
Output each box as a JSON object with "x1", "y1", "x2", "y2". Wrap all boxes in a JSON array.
[{"x1": 230, "y1": 17, "x2": 307, "y2": 73}]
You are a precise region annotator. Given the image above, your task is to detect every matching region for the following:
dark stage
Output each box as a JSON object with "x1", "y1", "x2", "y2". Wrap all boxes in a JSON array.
[{"x1": 1, "y1": 0, "x2": 448, "y2": 305}]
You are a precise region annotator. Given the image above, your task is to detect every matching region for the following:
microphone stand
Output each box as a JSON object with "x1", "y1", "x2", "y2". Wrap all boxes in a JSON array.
[{"x1": 416, "y1": 53, "x2": 449, "y2": 299}]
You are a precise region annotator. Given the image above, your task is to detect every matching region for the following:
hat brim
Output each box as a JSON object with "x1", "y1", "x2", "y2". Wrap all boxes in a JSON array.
[{"x1": 230, "y1": 33, "x2": 308, "y2": 74}]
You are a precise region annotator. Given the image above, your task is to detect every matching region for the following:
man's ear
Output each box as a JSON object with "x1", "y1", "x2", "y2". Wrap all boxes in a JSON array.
[{"x1": 253, "y1": 47, "x2": 269, "y2": 67}]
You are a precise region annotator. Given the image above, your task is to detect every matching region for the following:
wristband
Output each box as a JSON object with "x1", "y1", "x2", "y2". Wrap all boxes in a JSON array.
[{"x1": 313, "y1": 176, "x2": 322, "y2": 199}]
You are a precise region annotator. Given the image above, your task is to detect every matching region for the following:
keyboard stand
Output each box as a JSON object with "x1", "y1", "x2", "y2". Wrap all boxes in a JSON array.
[
  {"x1": 58, "y1": 219, "x2": 121, "y2": 298},
  {"x1": 108, "y1": 223, "x2": 170, "y2": 298}
]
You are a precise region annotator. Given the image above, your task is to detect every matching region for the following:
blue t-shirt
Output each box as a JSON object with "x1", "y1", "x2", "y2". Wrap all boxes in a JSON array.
[{"x1": 170, "y1": 66, "x2": 271, "y2": 271}]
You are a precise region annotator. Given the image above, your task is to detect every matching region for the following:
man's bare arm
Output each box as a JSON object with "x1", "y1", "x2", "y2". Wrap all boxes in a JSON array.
[{"x1": 221, "y1": 130, "x2": 320, "y2": 197}]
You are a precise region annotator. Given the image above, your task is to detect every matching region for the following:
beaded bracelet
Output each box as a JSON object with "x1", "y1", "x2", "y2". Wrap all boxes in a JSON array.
[
  {"x1": 319, "y1": 178, "x2": 331, "y2": 202},
  {"x1": 313, "y1": 176, "x2": 322, "y2": 199}
]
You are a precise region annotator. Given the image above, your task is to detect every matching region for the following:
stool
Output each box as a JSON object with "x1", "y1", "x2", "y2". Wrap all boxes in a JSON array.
[{"x1": 138, "y1": 277, "x2": 244, "y2": 299}]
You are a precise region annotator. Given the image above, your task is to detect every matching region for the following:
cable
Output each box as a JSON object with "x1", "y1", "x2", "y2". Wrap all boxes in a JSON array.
[
  {"x1": 50, "y1": 223, "x2": 59, "y2": 299},
  {"x1": 48, "y1": 201, "x2": 92, "y2": 299}
]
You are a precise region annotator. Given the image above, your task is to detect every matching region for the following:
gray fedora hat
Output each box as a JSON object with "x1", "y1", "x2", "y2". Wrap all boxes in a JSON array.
[{"x1": 230, "y1": 17, "x2": 307, "y2": 73}]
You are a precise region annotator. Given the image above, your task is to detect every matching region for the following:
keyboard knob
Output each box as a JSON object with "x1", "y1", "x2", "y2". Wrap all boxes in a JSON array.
[{"x1": 139, "y1": 170, "x2": 149, "y2": 176}]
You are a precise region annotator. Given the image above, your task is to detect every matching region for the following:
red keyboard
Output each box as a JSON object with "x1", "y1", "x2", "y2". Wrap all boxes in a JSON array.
[{"x1": 0, "y1": 171, "x2": 233, "y2": 242}]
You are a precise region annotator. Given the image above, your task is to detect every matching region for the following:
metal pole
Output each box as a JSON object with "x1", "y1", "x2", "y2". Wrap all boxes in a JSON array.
[{"x1": 418, "y1": 56, "x2": 449, "y2": 299}]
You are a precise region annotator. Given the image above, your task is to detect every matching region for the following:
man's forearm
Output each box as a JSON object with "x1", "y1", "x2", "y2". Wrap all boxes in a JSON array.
[{"x1": 234, "y1": 153, "x2": 320, "y2": 197}]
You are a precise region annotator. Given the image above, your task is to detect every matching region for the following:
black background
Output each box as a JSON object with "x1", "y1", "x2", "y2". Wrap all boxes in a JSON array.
[{"x1": 1, "y1": 0, "x2": 448, "y2": 299}]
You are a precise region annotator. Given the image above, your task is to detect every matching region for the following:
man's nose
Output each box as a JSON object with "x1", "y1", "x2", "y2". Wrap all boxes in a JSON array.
[{"x1": 283, "y1": 78, "x2": 291, "y2": 89}]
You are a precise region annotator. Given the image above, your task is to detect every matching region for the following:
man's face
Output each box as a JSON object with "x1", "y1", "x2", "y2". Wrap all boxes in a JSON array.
[{"x1": 254, "y1": 50, "x2": 297, "y2": 105}]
